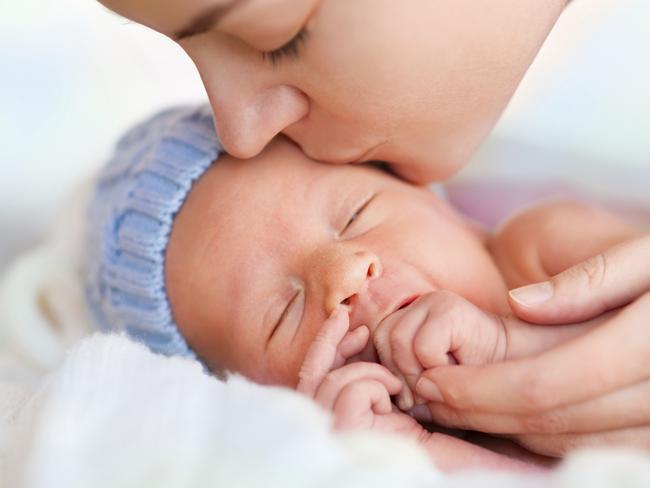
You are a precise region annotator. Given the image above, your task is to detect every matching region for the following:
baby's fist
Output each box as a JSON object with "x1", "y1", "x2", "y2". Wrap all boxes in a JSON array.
[
  {"x1": 373, "y1": 291, "x2": 508, "y2": 410},
  {"x1": 296, "y1": 308, "x2": 424, "y2": 436}
]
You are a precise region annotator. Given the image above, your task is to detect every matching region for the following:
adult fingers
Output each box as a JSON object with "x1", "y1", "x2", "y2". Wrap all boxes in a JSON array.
[
  {"x1": 414, "y1": 379, "x2": 650, "y2": 435},
  {"x1": 314, "y1": 362, "x2": 402, "y2": 412},
  {"x1": 515, "y1": 426, "x2": 650, "y2": 458},
  {"x1": 509, "y1": 234, "x2": 650, "y2": 324},
  {"x1": 297, "y1": 307, "x2": 349, "y2": 396},
  {"x1": 416, "y1": 293, "x2": 650, "y2": 414}
]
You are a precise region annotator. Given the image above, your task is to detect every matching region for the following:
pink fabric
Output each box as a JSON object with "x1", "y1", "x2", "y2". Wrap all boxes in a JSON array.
[{"x1": 445, "y1": 179, "x2": 650, "y2": 230}]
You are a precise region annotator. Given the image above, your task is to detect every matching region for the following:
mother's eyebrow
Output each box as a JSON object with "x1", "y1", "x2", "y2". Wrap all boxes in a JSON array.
[{"x1": 174, "y1": 0, "x2": 252, "y2": 40}]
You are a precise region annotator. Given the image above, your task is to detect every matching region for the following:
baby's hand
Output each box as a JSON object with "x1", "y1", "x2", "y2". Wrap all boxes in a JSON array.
[
  {"x1": 313, "y1": 361, "x2": 426, "y2": 435},
  {"x1": 297, "y1": 308, "x2": 424, "y2": 436},
  {"x1": 374, "y1": 290, "x2": 602, "y2": 415},
  {"x1": 297, "y1": 308, "x2": 539, "y2": 472},
  {"x1": 373, "y1": 291, "x2": 508, "y2": 412}
]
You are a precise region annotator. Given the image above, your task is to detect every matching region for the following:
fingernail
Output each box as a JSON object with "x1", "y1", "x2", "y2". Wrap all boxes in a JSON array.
[
  {"x1": 415, "y1": 378, "x2": 443, "y2": 403},
  {"x1": 410, "y1": 404, "x2": 433, "y2": 422},
  {"x1": 396, "y1": 389, "x2": 414, "y2": 412},
  {"x1": 509, "y1": 281, "x2": 553, "y2": 307}
]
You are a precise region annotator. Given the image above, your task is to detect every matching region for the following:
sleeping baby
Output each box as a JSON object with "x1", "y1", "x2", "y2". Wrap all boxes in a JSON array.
[{"x1": 85, "y1": 106, "x2": 641, "y2": 471}]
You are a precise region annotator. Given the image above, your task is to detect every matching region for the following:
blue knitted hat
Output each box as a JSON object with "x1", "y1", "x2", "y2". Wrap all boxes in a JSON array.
[{"x1": 85, "y1": 105, "x2": 223, "y2": 359}]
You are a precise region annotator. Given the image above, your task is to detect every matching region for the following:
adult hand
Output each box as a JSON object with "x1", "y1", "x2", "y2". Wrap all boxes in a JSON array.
[{"x1": 414, "y1": 235, "x2": 650, "y2": 456}]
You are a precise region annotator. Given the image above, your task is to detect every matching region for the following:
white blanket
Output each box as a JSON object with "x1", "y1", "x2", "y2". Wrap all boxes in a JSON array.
[{"x1": 1, "y1": 181, "x2": 650, "y2": 488}]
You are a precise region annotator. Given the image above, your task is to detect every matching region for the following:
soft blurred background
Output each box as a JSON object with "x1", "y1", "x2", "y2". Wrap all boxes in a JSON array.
[{"x1": 1, "y1": 0, "x2": 649, "y2": 271}]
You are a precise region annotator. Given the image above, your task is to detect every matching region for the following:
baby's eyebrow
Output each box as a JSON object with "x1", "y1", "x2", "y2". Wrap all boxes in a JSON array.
[{"x1": 174, "y1": 0, "x2": 252, "y2": 40}]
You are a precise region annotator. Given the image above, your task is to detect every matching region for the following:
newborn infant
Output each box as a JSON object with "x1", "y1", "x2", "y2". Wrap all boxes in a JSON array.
[
  {"x1": 165, "y1": 137, "x2": 636, "y2": 385},
  {"x1": 86, "y1": 106, "x2": 640, "y2": 471}
]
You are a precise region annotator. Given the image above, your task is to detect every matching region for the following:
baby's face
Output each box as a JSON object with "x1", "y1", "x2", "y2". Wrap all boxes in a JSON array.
[{"x1": 166, "y1": 138, "x2": 507, "y2": 386}]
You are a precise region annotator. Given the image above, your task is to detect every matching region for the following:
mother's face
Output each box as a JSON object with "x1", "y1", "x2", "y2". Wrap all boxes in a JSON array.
[{"x1": 100, "y1": 0, "x2": 566, "y2": 182}]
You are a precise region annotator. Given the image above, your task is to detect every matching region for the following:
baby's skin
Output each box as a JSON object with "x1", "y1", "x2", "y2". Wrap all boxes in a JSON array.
[
  {"x1": 165, "y1": 136, "x2": 640, "y2": 470},
  {"x1": 296, "y1": 306, "x2": 536, "y2": 472}
]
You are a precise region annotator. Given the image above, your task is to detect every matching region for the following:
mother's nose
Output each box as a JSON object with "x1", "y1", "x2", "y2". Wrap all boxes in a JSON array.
[
  {"x1": 207, "y1": 80, "x2": 309, "y2": 159},
  {"x1": 314, "y1": 249, "x2": 382, "y2": 316}
]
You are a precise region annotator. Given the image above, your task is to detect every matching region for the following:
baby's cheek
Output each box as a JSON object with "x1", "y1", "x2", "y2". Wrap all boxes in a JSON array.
[
  {"x1": 201, "y1": 335, "x2": 286, "y2": 387},
  {"x1": 257, "y1": 341, "x2": 310, "y2": 389},
  {"x1": 443, "y1": 243, "x2": 509, "y2": 315}
]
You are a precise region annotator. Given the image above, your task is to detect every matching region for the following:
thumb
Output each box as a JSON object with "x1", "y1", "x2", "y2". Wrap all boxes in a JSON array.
[{"x1": 509, "y1": 236, "x2": 650, "y2": 324}]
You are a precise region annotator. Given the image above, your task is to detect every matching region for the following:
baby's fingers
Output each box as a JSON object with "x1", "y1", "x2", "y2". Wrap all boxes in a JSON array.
[
  {"x1": 297, "y1": 307, "x2": 350, "y2": 396},
  {"x1": 374, "y1": 302, "x2": 429, "y2": 410},
  {"x1": 333, "y1": 380, "x2": 394, "y2": 430},
  {"x1": 377, "y1": 291, "x2": 506, "y2": 410},
  {"x1": 412, "y1": 292, "x2": 506, "y2": 372},
  {"x1": 315, "y1": 362, "x2": 402, "y2": 412},
  {"x1": 334, "y1": 325, "x2": 370, "y2": 369}
]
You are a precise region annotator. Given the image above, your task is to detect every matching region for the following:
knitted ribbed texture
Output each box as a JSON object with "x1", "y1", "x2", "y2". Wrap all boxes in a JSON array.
[{"x1": 85, "y1": 105, "x2": 222, "y2": 358}]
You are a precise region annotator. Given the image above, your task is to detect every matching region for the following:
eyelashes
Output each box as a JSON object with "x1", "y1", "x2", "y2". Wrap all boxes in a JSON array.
[
  {"x1": 269, "y1": 289, "x2": 300, "y2": 342},
  {"x1": 261, "y1": 28, "x2": 309, "y2": 65},
  {"x1": 342, "y1": 194, "x2": 376, "y2": 234},
  {"x1": 268, "y1": 193, "x2": 376, "y2": 346}
]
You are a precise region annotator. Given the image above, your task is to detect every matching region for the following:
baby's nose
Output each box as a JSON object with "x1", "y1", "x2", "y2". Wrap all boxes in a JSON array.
[{"x1": 320, "y1": 250, "x2": 382, "y2": 316}]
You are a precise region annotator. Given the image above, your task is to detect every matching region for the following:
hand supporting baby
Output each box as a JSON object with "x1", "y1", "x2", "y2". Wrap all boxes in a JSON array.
[
  {"x1": 372, "y1": 291, "x2": 508, "y2": 412},
  {"x1": 368, "y1": 286, "x2": 645, "y2": 463},
  {"x1": 371, "y1": 290, "x2": 601, "y2": 417},
  {"x1": 410, "y1": 235, "x2": 650, "y2": 456},
  {"x1": 297, "y1": 308, "x2": 536, "y2": 472}
]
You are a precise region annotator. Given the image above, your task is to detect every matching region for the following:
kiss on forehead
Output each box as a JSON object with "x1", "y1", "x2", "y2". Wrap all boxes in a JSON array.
[{"x1": 87, "y1": 0, "x2": 650, "y2": 468}]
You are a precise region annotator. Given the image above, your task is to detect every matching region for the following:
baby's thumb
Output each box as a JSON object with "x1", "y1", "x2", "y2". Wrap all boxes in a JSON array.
[{"x1": 509, "y1": 237, "x2": 650, "y2": 324}]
